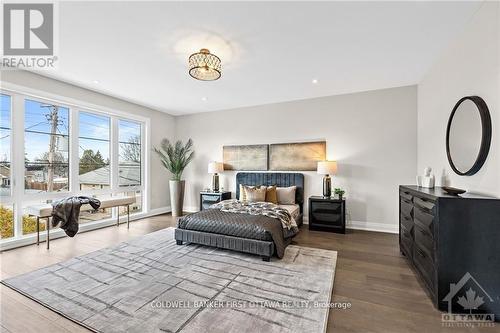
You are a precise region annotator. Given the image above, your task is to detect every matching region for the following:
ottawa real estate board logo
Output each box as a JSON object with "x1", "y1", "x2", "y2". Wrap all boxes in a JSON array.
[
  {"x1": 442, "y1": 272, "x2": 496, "y2": 328},
  {"x1": 2, "y1": 2, "x2": 58, "y2": 69}
]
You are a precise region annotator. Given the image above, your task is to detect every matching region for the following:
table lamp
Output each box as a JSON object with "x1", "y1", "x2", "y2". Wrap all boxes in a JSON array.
[
  {"x1": 317, "y1": 161, "x2": 338, "y2": 197},
  {"x1": 208, "y1": 162, "x2": 224, "y2": 192}
]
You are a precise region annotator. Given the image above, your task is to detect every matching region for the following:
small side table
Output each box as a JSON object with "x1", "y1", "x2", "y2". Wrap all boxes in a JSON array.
[
  {"x1": 308, "y1": 196, "x2": 346, "y2": 233},
  {"x1": 199, "y1": 191, "x2": 231, "y2": 211}
]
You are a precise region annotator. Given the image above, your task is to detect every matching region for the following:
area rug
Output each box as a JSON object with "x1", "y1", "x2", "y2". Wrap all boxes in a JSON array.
[{"x1": 2, "y1": 227, "x2": 337, "y2": 333}]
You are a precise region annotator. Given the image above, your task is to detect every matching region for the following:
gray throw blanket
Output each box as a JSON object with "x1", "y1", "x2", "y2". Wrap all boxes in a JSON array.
[
  {"x1": 51, "y1": 196, "x2": 101, "y2": 237},
  {"x1": 210, "y1": 199, "x2": 297, "y2": 229}
]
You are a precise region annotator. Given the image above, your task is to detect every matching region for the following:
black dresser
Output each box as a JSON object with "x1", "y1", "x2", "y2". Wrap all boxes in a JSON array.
[
  {"x1": 399, "y1": 185, "x2": 500, "y2": 319},
  {"x1": 308, "y1": 196, "x2": 346, "y2": 233},
  {"x1": 199, "y1": 191, "x2": 231, "y2": 211}
]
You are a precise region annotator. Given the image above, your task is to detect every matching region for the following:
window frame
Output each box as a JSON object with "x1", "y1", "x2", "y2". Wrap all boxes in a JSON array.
[
  {"x1": 0, "y1": 93, "x2": 13, "y2": 201},
  {"x1": 0, "y1": 83, "x2": 150, "y2": 249},
  {"x1": 23, "y1": 95, "x2": 71, "y2": 195},
  {"x1": 77, "y1": 109, "x2": 112, "y2": 195},
  {"x1": 118, "y1": 118, "x2": 143, "y2": 189}
]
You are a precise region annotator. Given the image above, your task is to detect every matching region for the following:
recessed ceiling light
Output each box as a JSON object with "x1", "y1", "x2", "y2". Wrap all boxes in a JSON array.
[
  {"x1": 312, "y1": 79, "x2": 319, "y2": 84},
  {"x1": 93, "y1": 80, "x2": 100, "y2": 84},
  {"x1": 201, "y1": 97, "x2": 208, "y2": 102}
]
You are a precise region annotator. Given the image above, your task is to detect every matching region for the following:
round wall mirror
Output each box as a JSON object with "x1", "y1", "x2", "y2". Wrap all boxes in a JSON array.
[{"x1": 446, "y1": 96, "x2": 491, "y2": 176}]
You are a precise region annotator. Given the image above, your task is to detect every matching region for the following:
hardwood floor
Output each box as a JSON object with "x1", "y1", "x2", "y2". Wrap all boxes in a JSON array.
[{"x1": 0, "y1": 215, "x2": 496, "y2": 333}]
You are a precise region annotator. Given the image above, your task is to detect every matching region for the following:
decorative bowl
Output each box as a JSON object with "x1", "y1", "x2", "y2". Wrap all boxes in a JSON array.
[{"x1": 442, "y1": 186, "x2": 466, "y2": 196}]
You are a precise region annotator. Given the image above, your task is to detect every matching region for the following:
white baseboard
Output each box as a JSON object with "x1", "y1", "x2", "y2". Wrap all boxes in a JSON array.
[
  {"x1": 183, "y1": 206, "x2": 199, "y2": 213},
  {"x1": 149, "y1": 206, "x2": 172, "y2": 216},
  {"x1": 347, "y1": 220, "x2": 398, "y2": 234}
]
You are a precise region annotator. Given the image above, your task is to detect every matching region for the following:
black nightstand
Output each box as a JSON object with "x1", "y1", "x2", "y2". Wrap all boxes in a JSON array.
[
  {"x1": 199, "y1": 191, "x2": 231, "y2": 211},
  {"x1": 308, "y1": 196, "x2": 346, "y2": 233}
]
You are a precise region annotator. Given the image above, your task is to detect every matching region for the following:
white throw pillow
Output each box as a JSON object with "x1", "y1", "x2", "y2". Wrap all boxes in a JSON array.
[{"x1": 276, "y1": 186, "x2": 297, "y2": 205}]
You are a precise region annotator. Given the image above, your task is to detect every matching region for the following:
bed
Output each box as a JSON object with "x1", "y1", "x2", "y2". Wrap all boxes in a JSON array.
[{"x1": 174, "y1": 172, "x2": 304, "y2": 261}]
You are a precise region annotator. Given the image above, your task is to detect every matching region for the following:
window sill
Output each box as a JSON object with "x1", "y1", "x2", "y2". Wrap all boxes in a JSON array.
[{"x1": 0, "y1": 209, "x2": 157, "y2": 251}]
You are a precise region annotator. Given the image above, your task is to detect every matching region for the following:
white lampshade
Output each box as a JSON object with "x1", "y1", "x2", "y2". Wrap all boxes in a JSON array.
[
  {"x1": 208, "y1": 161, "x2": 224, "y2": 174},
  {"x1": 317, "y1": 161, "x2": 338, "y2": 175}
]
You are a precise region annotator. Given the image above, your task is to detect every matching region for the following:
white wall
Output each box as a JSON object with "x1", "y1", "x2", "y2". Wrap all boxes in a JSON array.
[
  {"x1": 0, "y1": 70, "x2": 176, "y2": 210},
  {"x1": 175, "y1": 86, "x2": 417, "y2": 233},
  {"x1": 417, "y1": 1, "x2": 500, "y2": 197}
]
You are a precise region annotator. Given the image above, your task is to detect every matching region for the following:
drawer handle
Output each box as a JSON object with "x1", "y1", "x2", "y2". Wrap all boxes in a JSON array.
[
  {"x1": 416, "y1": 248, "x2": 426, "y2": 258},
  {"x1": 416, "y1": 203, "x2": 433, "y2": 213},
  {"x1": 419, "y1": 228, "x2": 431, "y2": 237}
]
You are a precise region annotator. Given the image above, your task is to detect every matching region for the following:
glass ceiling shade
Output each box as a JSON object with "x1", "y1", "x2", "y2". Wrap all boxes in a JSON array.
[{"x1": 188, "y1": 49, "x2": 222, "y2": 81}]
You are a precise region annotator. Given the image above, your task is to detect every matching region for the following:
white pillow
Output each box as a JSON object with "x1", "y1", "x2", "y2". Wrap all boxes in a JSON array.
[{"x1": 276, "y1": 186, "x2": 297, "y2": 205}]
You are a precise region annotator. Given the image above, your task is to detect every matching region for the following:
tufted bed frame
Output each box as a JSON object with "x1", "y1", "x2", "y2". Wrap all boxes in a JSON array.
[{"x1": 174, "y1": 172, "x2": 304, "y2": 260}]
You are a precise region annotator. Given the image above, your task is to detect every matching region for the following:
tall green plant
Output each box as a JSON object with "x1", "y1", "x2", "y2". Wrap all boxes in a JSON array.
[{"x1": 154, "y1": 139, "x2": 194, "y2": 181}]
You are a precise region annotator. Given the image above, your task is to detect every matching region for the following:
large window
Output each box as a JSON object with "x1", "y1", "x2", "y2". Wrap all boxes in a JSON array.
[
  {"x1": 119, "y1": 120, "x2": 141, "y2": 187},
  {"x1": 1, "y1": 94, "x2": 11, "y2": 197},
  {"x1": 24, "y1": 99, "x2": 70, "y2": 193},
  {"x1": 79, "y1": 112, "x2": 111, "y2": 190},
  {"x1": 0, "y1": 95, "x2": 13, "y2": 240},
  {"x1": 0, "y1": 88, "x2": 148, "y2": 248}
]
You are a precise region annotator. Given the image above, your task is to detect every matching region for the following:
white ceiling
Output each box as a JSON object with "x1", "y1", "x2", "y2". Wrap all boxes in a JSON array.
[{"x1": 38, "y1": 1, "x2": 482, "y2": 115}]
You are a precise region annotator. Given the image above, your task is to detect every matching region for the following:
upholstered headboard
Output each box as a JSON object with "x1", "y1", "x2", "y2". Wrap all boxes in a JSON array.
[{"x1": 236, "y1": 172, "x2": 305, "y2": 213}]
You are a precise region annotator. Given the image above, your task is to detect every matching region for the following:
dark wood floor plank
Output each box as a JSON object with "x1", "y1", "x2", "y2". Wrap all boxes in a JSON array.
[{"x1": 1, "y1": 215, "x2": 488, "y2": 332}]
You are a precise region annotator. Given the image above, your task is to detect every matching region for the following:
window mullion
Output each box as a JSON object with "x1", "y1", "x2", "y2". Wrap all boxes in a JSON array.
[
  {"x1": 111, "y1": 117, "x2": 119, "y2": 193},
  {"x1": 143, "y1": 119, "x2": 149, "y2": 213},
  {"x1": 69, "y1": 108, "x2": 79, "y2": 194},
  {"x1": 12, "y1": 94, "x2": 25, "y2": 238}
]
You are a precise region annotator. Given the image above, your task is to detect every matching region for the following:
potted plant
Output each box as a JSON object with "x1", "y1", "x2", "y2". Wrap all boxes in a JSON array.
[
  {"x1": 154, "y1": 139, "x2": 194, "y2": 217},
  {"x1": 334, "y1": 188, "x2": 345, "y2": 200}
]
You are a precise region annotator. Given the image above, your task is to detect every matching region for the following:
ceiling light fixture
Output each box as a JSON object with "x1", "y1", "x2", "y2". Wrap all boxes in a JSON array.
[
  {"x1": 201, "y1": 97, "x2": 208, "y2": 102},
  {"x1": 93, "y1": 80, "x2": 100, "y2": 84},
  {"x1": 188, "y1": 49, "x2": 221, "y2": 81},
  {"x1": 312, "y1": 79, "x2": 319, "y2": 84}
]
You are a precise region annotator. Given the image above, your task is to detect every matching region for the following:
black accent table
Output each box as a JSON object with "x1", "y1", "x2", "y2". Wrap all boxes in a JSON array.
[
  {"x1": 199, "y1": 191, "x2": 231, "y2": 211},
  {"x1": 308, "y1": 196, "x2": 346, "y2": 233}
]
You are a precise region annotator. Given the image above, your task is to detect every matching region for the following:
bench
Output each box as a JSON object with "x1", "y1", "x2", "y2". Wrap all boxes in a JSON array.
[{"x1": 26, "y1": 196, "x2": 136, "y2": 249}]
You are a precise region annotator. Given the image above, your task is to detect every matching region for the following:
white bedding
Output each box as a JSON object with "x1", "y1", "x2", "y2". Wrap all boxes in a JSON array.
[{"x1": 278, "y1": 204, "x2": 300, "y2": 220}]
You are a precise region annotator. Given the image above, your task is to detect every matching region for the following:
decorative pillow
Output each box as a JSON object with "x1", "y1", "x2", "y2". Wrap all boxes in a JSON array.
[
  {"x1": 239, "y1": 185, "x2": 266, "y2": 201},
  {"x1": 239, "y1": 184, "x2": 246, "y2": 200},
  {"x1": 265, "y1": 185, "x2": 278, "y2": 204},
  {"x1": 276, "y1": 186, "x2": 297, "y2": 205},
  {"x1": 244, "y1": 186, "x2": 267, "y2": 202}
]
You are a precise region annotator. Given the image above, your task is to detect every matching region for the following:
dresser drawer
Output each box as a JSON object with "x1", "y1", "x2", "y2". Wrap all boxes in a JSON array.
[
  {"x1": 400, "y1": 213, "x2": 413, "y2": 231},
  {"x1": 414, "y1": 208, "x2": 434, "y2": 235},
  {"x1": 400, "y1": 198, "x2": 413, "y2": 218},
  {"x1": 201, "y1": 195, "x2": 221, "y2": 203},
  {"x1": 311, "y1": 213, "x2": 343, "y2": 227},
  {"x1": 414, "y1": 196, "x2": 435, "y2": 212},
  {"x1": 400, "y1": 223, "x2": 413, "y2": 258},
  {"x1": 399, "y1": 190, "x2": 413, "y2": 202},
  {"x1": 311, "y1": 201, "x2": 342, "y2": 214},
  {"x1": 414, "y1": 243, "x2": 435, "y2": 292},
  {"x1": 414, "y1": 224, "x2": 434, "y2": 260}
]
